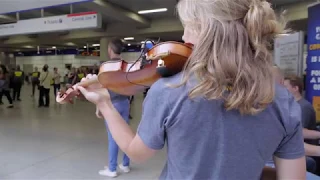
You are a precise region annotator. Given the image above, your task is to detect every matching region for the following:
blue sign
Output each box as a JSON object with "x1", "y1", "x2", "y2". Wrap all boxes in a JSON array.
[{"x1": 305, "y1": 3, "x2": 320, "y2": 104}]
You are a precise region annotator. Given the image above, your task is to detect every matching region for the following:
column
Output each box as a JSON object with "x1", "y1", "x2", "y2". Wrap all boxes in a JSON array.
[
  {"x1": 100, "y1": 37, "x2": 110, "y2": 62},
  {"x1": 0, "y1": 52, "x2": 12, "y2": 66}
]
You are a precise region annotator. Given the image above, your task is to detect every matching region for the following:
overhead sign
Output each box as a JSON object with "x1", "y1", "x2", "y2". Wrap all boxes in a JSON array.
[
  {"x1": 0, "y1": 0, "x2": 93, "y2": 14},
  {"x1": 274, "y1": 32, "x2": 304, "y2": 77},
  {"x1": 0, "y1": 12, "x2": 101, "y2": 37},
  {"x1": 305, "y1": 3, "x2": 320, "y2": 122}
]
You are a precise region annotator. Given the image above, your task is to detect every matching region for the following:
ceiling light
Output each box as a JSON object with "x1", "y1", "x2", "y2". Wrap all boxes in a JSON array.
[
  {"x1": 92, "y1": 44, "x2": 100, "y2": 47},
  {"x1": 65, "y1": 42, "x2": 76, "y2": 46},
  {"x1": 124, "y1": 37, "x2": 134, "y2": 40},
  {"x1": 52, "y1": 46, "x2": 56, "y2": 49},
  {"x1": 128, "y1": 44, "x2": 131, "y2": 46},
  {"x1": 138, "y1": 8, "x2": 167, "y2": 14},
  {"x1": 84, "y1": 46, "x2": 87, "y2": 48}
]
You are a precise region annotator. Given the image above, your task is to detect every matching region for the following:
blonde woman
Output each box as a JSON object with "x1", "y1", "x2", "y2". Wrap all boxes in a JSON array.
[{"x1": 76, "y1": 0, "x2": 306, "y2": 179}]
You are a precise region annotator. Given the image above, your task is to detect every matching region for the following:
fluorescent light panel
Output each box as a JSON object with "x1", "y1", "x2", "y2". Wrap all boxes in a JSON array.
[
  {"x1": 124, "y1": 37, "x2": 134, "y2": 40},
  {"x1": 92, "y1": 44, "x2": 100, "y2": 47},
  {"x1": 138, "y1": 8, "x2": 167, "y2": 14}
]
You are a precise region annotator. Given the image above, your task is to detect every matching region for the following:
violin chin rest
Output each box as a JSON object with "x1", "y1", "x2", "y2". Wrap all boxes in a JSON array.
[{"x1": 156, "y1": 66, "x2": 174, "y2": 78}]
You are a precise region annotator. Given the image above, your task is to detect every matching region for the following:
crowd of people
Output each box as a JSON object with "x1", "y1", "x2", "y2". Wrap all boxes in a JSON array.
[{"x1": 0, "y1": 64, "x2": 102, "y2": 108}]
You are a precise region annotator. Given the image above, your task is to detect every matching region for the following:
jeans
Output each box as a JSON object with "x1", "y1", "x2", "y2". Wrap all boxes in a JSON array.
[
  {"x1": 53, "y1": 84, "x2": 61, "y2": 97},
  {"x1": 39, "y1": 87, "x2": 50, "y2": 107},
  {"x1": 12, "y1": 83, "x2": 22, "y2": 100},
  {"x1": 32, "y1": 81, "x2": 39, "y2": 96},
  {"x1": 105, "y1": 99, "x2": 130, "y2": 172},
  {"x1": 0, "y1": 89, "x2": 13, "y2": 104}
]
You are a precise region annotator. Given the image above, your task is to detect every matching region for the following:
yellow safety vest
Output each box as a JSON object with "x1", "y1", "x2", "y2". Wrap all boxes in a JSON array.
[
  {"x1": 14, "y1": 71, "x2": 22, "y2": 77},
  {"x1": 32, "y1": 72, "x2": 39, "y2": 77},
  {"x1": 78, "y1": 73, "x2": 84, "y2": 79}
]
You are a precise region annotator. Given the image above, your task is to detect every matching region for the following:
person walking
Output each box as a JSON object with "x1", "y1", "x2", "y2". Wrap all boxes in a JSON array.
[{"x1": 38, "y1": 64, "x2": 52, "y2": 107}]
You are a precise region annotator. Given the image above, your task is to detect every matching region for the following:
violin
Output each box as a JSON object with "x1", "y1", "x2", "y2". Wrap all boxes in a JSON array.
[{"x1": 56, "y1": 41, "x2": 193, "y2": 104}]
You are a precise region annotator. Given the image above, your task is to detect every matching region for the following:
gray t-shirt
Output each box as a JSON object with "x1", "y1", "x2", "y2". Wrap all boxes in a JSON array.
[
  {"x1": 138, "y1": 73, "x2": 304, "y2": 180},
  {"x1": 298, "y1": 98, "x2": 316, "y2": 130}
]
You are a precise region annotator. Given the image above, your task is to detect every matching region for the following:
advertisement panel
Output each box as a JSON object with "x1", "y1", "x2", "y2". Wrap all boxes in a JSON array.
[{"x1": 305, "y1": 3, "x2": 320, "y2": 122}]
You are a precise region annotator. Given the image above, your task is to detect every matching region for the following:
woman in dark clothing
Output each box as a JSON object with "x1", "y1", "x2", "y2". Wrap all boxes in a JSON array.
[{"x1": 0, "y1": 65, "x2": 13, "y2": 108}]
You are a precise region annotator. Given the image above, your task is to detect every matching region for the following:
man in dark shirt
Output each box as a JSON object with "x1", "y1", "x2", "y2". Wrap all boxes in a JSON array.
[
  {"x1": 284, "y1": 75, "x2": 318, "y2": 173},
  {"x1": 284, "y1": 76, "x2": 316, "y2": 131}
]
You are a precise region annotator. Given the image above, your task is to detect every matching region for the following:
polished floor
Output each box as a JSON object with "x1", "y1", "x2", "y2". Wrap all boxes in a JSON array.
[{"x1": 0, "y1": 85, "x2": 166, "y2": 179}]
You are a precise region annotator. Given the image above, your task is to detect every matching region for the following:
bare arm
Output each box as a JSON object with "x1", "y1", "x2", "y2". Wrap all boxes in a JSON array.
[
  {"x1": 274, "y1": 156, "x2": 306, "y2": 180},
  {"x1": 303, "y1": 128, "x2": 320, "y2": 140},
  {"x1": 98, "y1": 102, "x2": 157, "y2": 162},
  {"x1": 304, "y1": 143, "x2": 320, "y2": 156}
]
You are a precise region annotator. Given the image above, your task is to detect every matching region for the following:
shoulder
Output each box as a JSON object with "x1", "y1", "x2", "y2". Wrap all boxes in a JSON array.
[
  {"x1": 273, "y1": 84, "x2": 302, "y2": 132},
  {"x1": 148, "y1": 72, "x2": 187, "y2": 99},
  {"x1": 298, "y1": 99, "x2": 314, "y2": 110}
]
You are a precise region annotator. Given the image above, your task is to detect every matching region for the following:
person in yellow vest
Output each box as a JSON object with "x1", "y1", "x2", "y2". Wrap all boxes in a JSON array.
[
  {"x1": 38, "y1": 64, "x2": 53, "y2": 107},
  {"x1": 12, "y1": 65, "x2": 24, "y2": 101},
  {"x1": 31, "y1": 67, "x2": 40, "y2": 97},
  {"x1": 53, "y1": 67, "x2": 61, "y2": 97},
  {"x1": 76, "y1": 68, "x2": 85, "y2": 83}
]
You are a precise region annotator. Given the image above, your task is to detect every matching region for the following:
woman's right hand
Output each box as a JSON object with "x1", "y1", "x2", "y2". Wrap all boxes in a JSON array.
[{"x1": 75, "y1": 74, "x2": 112, "y2": 106}]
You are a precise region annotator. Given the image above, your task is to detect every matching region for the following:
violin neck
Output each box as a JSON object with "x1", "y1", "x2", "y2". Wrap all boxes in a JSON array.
[{"x1": 77, "y1": 76, "x2": 99, "y2": 87}]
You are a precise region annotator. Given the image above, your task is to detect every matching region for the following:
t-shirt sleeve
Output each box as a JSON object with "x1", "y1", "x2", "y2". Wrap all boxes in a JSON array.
[
  {"x1": 137, "y1": 80, "x2": 171, "y2": 150},
  {"x1": 274, "y1": 96, "x2": 305, "y2": 159}
]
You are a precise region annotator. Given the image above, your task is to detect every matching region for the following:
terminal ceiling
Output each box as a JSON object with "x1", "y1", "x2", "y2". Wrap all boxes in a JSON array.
[{"x1": 0, "y1": 0, "x2": 313, "y2": 52}]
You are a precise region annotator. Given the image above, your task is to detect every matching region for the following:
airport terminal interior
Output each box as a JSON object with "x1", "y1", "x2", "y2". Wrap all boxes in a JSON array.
[{"x1": 1, "y1": 0, "x2": 320, "y2": 179}]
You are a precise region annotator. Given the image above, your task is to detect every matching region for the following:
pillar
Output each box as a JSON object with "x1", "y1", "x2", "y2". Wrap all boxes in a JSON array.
[
  {"x1": 0, "y1": 52, "x2": 12, "y2": 66},
  {"x1": 100, "y1": 37, "x2": 110, "y2": 62}
]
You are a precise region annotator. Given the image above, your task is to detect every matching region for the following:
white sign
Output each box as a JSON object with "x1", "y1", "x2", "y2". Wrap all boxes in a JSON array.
[
  {"x1": 0, "y1": 12, "x2": 101, "y2": 37},
  {"x1": 0, "y1": 0, "x2": 93, "y2": 14},
  {"x1": 274, "y1": 32, "x2": 304, "y2": 76}
]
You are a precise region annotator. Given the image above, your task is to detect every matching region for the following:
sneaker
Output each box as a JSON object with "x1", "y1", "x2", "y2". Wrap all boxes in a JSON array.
[
  {"x1": 119, "y1": 164, "x2": 130, "y2": 173},
  {"x1": 7, "y1": 105, "x2": 13, "y2": 108},
  {"x1": 99, "y1": 167, "x2": 118, "y2": 178}
]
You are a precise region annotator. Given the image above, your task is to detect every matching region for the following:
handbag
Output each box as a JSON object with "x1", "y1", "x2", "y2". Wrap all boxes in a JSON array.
[{"x1": 38, "y1": 72, "x2": 49, "y2": 90}]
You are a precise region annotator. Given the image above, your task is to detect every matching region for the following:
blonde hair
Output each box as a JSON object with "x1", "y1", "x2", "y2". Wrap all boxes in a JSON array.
[{"x1": 176, "y1": 0, "x2": 285, "y2": 114}]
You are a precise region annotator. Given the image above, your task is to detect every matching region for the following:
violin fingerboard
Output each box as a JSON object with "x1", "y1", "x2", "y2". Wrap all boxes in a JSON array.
[
  {"x1": 126, "y1": 61, "x2": 142, "y2": 72},
  {"x1": 102, "y1": 61, "x2": 122, "y2": 71}
]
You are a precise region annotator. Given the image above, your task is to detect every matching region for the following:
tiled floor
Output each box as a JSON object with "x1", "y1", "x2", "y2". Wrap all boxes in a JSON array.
[{"x1": 0, "y1": 86, "x2": 166, "y2": 180}]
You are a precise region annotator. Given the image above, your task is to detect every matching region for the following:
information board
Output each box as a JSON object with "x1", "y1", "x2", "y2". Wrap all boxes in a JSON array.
[
  {"x1": 0, "y1": 0, "x2": 93, "y2": 14},
  {"x1": 274, "y1": 32, "x2": 304, "y2": 77},
  {"x1": 0, "y1": 12, "x2": 101, "y2": 37}
]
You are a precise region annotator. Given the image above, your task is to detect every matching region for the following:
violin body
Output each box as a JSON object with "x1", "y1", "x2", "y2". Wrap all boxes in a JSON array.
[
  {"x1": 97, "y1": 41, "x2": 193, "y2": 95},
  {"x1": 57, "y1": 41, "x2": 193, "y2": 104}
]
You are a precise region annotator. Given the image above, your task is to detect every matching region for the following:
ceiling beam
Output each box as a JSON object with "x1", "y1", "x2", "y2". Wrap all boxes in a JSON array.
[
  {"x1": 0, "y1": 15, "x2": 16, "y2": 23},
  {"x1": 81, "y1": 0, "x2": 150, "y2": 27}
]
